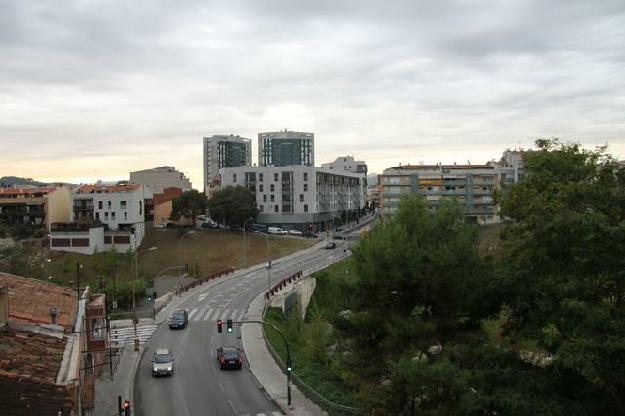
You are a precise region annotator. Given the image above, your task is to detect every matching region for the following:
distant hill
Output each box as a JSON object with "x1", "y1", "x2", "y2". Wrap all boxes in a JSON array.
[{"x1": 0, "y1": 176, "x2": 47, "y2": 187}]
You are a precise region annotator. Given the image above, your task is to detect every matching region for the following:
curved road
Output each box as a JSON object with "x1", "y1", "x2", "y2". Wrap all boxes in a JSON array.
[{"x1": 135, "y1": 238, "x2": 350, "y2": 416}]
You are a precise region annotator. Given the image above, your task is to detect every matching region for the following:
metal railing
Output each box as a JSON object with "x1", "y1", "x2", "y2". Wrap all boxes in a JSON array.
[
  {"x1": 262, "y1": 322, "x2": 360, "y2": 416},
  {"x1": 173, "y1": 267, "x2": 235, "y2": 295}
]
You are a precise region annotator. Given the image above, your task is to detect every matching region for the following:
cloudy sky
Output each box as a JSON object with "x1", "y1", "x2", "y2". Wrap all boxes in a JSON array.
[{"x1": 1, "y1": 0, "x2": 624, "y2": 188}]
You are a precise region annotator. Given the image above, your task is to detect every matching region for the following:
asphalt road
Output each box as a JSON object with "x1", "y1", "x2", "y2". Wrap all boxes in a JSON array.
[{"x1": 134, "y1": 238, "x2": 350, "y2": 416}]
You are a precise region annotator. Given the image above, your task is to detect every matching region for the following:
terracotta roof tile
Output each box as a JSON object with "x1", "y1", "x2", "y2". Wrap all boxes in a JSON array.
[
  {"x1": 76, "y1": 183, "x2": 141, "y2": 193},
  {"x1": 0, "y1": 187, "x2": 57, "y2": 196},
  {"x1": 0, "y1": 329, "x2": 67, "y2": 383},
  {"x1": 0, "y1": 273, "x2": 77, "y2": 330}
]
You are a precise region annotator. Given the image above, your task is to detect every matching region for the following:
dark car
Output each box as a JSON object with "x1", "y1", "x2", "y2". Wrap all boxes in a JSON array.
[
  {"x1": 168, "y1": 309, "x2": 188, "y2": 329},
  {"x1": 324, "y1": 241, "x2": 336, "y2": 249},
  {"x1": 217, "y1": 346, "x2": 243, "y2": 370}
]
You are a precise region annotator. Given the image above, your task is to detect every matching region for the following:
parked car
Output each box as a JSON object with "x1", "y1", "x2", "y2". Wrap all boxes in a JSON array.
[
  {"x1": 216, "y1": 346, "x2": 243, "y2": 370},
  {"x1": 201, "y1": 221, "x2": 219, "y2": 229},
  {"x1": 288, "y1": 230, "x2": 303, "y2": 236},
  {"x1": 268, "y1": 227, "x2": 287, "y2": 235},
  {"x1": 152, "y1": 348, "x2": 175, "y2": 376},
  {"x1": 324, "y1": 241, "x2": 337, "y2": 249},
  {"x1": 333, "y1": 233, "x2": 348, "y2": 240},
  {"x1": 168, "y1": 309, "x2": 188, "y2": 329},
  {"x1": 250, "y1": 223, "x2": 268, "y2": 233}
]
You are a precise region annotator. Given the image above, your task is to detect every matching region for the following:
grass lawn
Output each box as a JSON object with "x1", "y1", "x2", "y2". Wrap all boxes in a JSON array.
[{"x1": 6, "y1": 228, "x2": 315, "y2": 292}]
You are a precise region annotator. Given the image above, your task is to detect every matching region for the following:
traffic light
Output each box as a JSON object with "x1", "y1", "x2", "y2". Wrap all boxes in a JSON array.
[
  {"x1": 123, "y1": 399, "x2": 130, "y2": 416},
  {"x1": 226, "y1": 319, "x2": 233, "y2": 333},
  {"x1": 217, "y1": 319, "x2": 223, "y2": 333}
]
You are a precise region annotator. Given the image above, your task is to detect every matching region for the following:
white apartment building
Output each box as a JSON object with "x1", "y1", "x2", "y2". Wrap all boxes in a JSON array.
[
  {"x1": 321, "y1": 155, "x2": 368, "y2": 205},
  {"x1": 203, "y1": 135, "x2": 252, "y2": 196},
  {"x1": 220, "y1": 165, "x2": 365, "y2": 232},
  {"x1": 129, "y1": 166, "x2": 192, "y2": 194},
  {"x1": 49, "y1": 183, "x2": 148, "y2": 254}
]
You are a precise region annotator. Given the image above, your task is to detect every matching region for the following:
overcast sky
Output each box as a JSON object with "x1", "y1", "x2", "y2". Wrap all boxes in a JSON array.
[{"x1": 1, "y1": 0, "x2": 624, "y2": 188}]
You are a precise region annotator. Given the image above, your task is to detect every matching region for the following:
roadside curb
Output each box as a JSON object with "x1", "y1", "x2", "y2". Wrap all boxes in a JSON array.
[{"x1": 128, "y1": 346, "x2": 146, "y2": 416}]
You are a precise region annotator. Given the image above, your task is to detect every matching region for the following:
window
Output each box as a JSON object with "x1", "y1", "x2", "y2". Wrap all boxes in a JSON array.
[
  {"x1": 107, "y1": 201, "x2": 111, "y2": 208},
  {"x1": 270, "y1": 184, "x2": 275, "y2": 192},
  {"x1": 95, "y1": 212, "x2": 100, "y2": 221},
  {"x1": 120, "y1": 200, "x2": 127, "y2": 209},
  {"x1": 303, "y1": 172, "x2": 308, "y2": 181},
  {"x1": 263, "y1": 194, "x2": 267, "y2": 202},
  {"x1": 270, "y1": 195, "x2": 275, "y2": 202},
  {"x1": 139, "y1": 201, "x2": 142, "y2": 215},
  {"x1": 111, "y1": 212, "x2": 116, "y2": 220},
  {"x1": 274, "y1": 173, "x2": 278, "y2": 181},
  {"x1": 259, "y1": 184, "x2": 264, "y2": 192},
  {"x1": 105, "y1": 212, "x2": 109, "y2": 220},
  {"x1": 259, "y1": 205, "x2": 264, "y2": 212},
  {"x1": 233, "y1": 173, "x2": 237, "y2": 183},
  {"x1": 304, "y1": 183, "x2": 308, "y2": 192},
  {"x1": 98, "y1": 201, "x2": 103, "y2": 209},
  {"x1": 259, "y1": 173, "x2": 263, "y2": 182},
  {"x1": 124, "y1": 212, "x2": 127, "y2": 220},
  {"x1": 300, "y1": 194, "x2": 304, "y2": 202},
  {"x1": 304, "y1": 204, "x2": 308, "y2": 212},
  {"x1": 274, "y1": 205, "x2": 279, "y2": 212}
]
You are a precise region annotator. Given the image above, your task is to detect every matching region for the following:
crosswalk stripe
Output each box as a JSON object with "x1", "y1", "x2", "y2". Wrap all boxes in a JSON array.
[
  {"x1": 188, "y1": 309, "x2": 199, "y2": 319},
  {"x1": 203, "y1": 308, "x2": 216, "y2": 322},
  {"x1": 230, "y1": 309, "x2": 239, "y2": 320}
]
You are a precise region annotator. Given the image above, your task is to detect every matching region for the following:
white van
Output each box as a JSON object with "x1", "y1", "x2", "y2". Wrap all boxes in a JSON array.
[{"x1": 267, "y1": 227, "x2": 287, "y2": 235}]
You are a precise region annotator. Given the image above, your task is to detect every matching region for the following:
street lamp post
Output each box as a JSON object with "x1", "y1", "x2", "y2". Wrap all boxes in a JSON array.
[
  {"x1": 133, "y1": 246, "x2": 158, "y2": 351},
  {"x1": 242, "y1": 217, "x2": 255, "y2": 268},
  {"x1": 177, "y1": 231, "x2": 195, "y2": 282},
  {"x1": 265, "y1": 234, "x2": 272, "y2": 302}
]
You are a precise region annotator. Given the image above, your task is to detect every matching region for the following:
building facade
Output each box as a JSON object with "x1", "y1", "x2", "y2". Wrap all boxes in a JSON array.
[
  {"x1": 0, "y1": 272, "x2": 107, "y2": 415},
  {"x1": 0, "y1": 186, "x2": 71, "y2": 230},
  {"x1": 258, "y1": 130, "x2": 314, "y2": 167},
  {"x1": 203, "y1": 135, "x2": 252, "y2": 195},
  {"x1": 49, "y1": 183, "x2": 148, "y2": 254},
  {"x1": 220, "y1": 165, "x2": 364, "y2": 231},
  {"x1": 129, "y1": 166, "x2": 192, "y2": 194},
  {"x1": 380, "y1": 164, "x2": 501, "y2": 224},
  {"x1": 494, "y1": 150, "x2": 526, "y2": 187}
]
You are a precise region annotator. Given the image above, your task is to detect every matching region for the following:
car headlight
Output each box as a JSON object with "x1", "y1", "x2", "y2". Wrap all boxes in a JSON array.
[{"x1": 167, "y1": 367, "x2": 172, "y2": 371}]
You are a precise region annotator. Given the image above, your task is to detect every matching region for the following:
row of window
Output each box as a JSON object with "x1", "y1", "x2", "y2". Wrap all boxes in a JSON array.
[
  {"x1": 96, "y1": 200, "x2": 127, "y2": 209},
  {"x1": 95, "y1": 211, "x2": 128, "y2": 221},
  {"x1": 258, "y1": 204, "x2": 309, "y2": 213},
  {"x1": 260, "y1": 194, "x2": 307, "y2": 203},
  {"x1": 234, "y1": 172, "x2": 309, "y2": 183}
]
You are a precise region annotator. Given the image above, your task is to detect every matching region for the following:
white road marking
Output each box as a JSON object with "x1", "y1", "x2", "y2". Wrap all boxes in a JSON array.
[
  {"x1": 203, "y1": 308, "x2": 216, "y2": 321},
  {"x1": 230, "y1": 309, "x2": 239, "y2": 320},
  {"x1": 228, "y1": 400, "x2": 237, "y2": 414},
  {"x1": 218, "y1": 381, "x2": 225, "y2": 391},
  {"x1": 188, "y1": 309, "x2": 199, "y2": 319}
]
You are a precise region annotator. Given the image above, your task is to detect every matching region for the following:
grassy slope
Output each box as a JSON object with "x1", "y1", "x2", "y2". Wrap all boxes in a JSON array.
[{"x1": 4, "y1": 228, "x2": 314, "y2": 289}]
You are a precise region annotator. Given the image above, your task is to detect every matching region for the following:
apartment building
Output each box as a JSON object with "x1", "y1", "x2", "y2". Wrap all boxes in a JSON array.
[
  {"x1": 203, "y1": 135, "x2": 252, "y2": 195},
  {"x1": 380, "y1": 164, "x2": 501, "y2": 224},
  {"x1": 49, "y1": 183, "x2": 148, "y2": 254},
  {"x1": 494, "y1": 150, "x2": 526, "y2": 186},
  {"x1": 258, "y1": 130, "x2": 314, "y2": 167},
  {"x1": 0, "y1": 186, "x2": 71, "y2": 230},
  {"x1": 220, "y1": 165, "x2": 364, "y2": 231},
  {"x1": 129, "y1": 166, "x2": 192, "y2": 194},
  {"x1": 322, "y1": 155, "x2": 368, "y2": 204}
]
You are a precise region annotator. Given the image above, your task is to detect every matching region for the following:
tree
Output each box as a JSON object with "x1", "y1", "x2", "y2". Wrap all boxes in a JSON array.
[
  {"x1": 207, "y1": 186, "x2": 258, "y2": 227},
  {"x1": 334, "y1": 195, "x2": 493, "y2": 414},
  {"x1": 497, "y1": 138, "x2": 625, "y2": 413},
  {"x1": 170, "y1": 190, "x2": 208, "y2": 223}
]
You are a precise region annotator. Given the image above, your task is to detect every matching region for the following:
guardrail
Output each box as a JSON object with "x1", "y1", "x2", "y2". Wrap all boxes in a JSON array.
[
  {"x1": 265, "y1": 270, "x2": 304, "y2": 300},
  {"x1": 173, "y1": 267, "x2": 235, "y2": 295}
]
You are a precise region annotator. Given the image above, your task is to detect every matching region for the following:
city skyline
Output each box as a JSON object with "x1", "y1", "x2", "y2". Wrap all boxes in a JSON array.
[{"x1": 2, "y1": 0, "x2": 624, "y2": 189}]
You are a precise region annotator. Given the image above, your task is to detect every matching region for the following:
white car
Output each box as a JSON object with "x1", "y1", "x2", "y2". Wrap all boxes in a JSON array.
[{"x1": 288, "y1": 230, "x2": 303, "y2": 236}]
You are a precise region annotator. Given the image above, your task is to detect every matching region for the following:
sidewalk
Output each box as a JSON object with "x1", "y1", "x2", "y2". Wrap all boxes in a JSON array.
[
  {"x1": 93, "y1": 348, "x2": 141, "y2": 416},
  {"x1": 242, "y1": 292, "x2": 328, "y2": 416}
]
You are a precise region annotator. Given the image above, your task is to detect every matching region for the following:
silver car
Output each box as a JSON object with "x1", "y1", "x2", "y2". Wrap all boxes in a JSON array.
[{"x1": 151, "y1": 348, "x2": 174, "y2": 377}]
